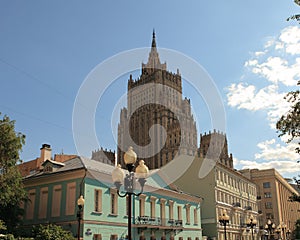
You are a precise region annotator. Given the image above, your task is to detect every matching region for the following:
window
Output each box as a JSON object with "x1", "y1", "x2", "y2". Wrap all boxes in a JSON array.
[
  {"x1": 39, "y1": 187, "x2": 48, "y2": 219},
  {"x1": 93, "y1": 234, "x2": 102, "y2": 240},
  {"x1": 265, "y1": 202, "x2": 272, "y2": 209},
  {"x1": 110, "y1": 234, "x2": 118, "y2": 240},
  {"x1": 178, "y1": 206, "x2": 182, "y2": 220},
  {"x1": 94, "y1": 189, "x2": 102, "y2": 212},
  {"x1": 194, "y1": 208, "x2": 198, "y2": 224},
  {"x1": 65, "y1": 182, "x2": 76, "y2": 215},
  {"x1": 160, "y1": 199, "x2": 166, "y2": 221},
  {"x1": 110, "y1": 190, "x2": 118, "y2": 215},
  {"x1": 169, "y1": 200, "x2": 174, "y2": 220},
  {"x1": 44, "y1": 164, "x2": 53, "y2": 172},
  {"x1": 26, "y1": 189, "x2": 36, "y2": 220},
  {"x1": 150, "y1": 196, "x2": 156, "y2": 218},
  {"x1": 52, "y1": 185, "x2": 62, "y2": 217},
  {"x1": 139, "y1": 195, "x2": 146, "y2": 216},
  {"x1": 263, "y1": 182, "x2": 271, "y2": 188},
  {"x1": 264, "y1": 192, "x2": 272, "y2": 198},
  {"x1": 126, "y1": 196, "x2": 129, "y2": 216},
  {"x1": 185, "y1": 204, "x2": 191, "y2": 224}
]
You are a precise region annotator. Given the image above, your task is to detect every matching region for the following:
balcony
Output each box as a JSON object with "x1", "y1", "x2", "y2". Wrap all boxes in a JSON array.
[
  {"x1": 244, "y1": 206, "x2": 252, "y2": 210},
  {"x1": 135, "y1": 216, "x2": 183, "y2": 228},
  {"x1": 232, "y1": 202, "x2": 241, "y2": 208}
]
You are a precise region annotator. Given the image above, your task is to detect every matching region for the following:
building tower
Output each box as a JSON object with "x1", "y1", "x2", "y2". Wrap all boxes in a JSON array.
[
  {"x1": 117, "y1": 31, "x2": 197, "y2": 169},
  {"x1": 199, "y1": 130, "x2": 233, "y2": 168}
]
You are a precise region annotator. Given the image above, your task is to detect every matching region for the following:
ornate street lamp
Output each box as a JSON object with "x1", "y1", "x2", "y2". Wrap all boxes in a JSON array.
[
  {"x1": 286, "y1": 229, "x2": 291, "y2": 240},
  {"x1": 275, "y1": 227, "x2": 281, "y2": 240},
  {"x1": 112, "y1": 147, "x2": 149, "y2": 240},
  {"x1": 219, "y1": 209, "x2": 230, "y2": 240},
  {"x1": 265, "y1": 219, "x2": 276, "y2": 240},
  {"x1": 278, "y1": 222, "x2": 287, "y2": 240},
  {"x1": 77, "y1": 195, "x2": 85, "y2": 240},
  {"x1": 247, "y1": 214, "x2": 257, "y2": 240}
]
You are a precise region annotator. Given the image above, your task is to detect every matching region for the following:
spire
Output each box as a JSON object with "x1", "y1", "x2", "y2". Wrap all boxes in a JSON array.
[
  {"x1": 152, "y1": 29, "x2": 156, "y2": 48},
  {"x1": 143, "y1": 30, "x2": 166, "y2": 71}
]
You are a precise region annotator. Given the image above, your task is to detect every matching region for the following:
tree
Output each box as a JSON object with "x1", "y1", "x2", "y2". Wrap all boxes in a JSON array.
[
  {"x1": 0, "y1": 113, "x2": 27, "y2": 233},
  {"x1": 0, "y1": 220, "x2": 6, "y2": 232},
  {"x1": 33, "y1": 224, "x2": 75, "y2": 240},
  {"x1": 277, "y1": 86, "x2": 300, "y2": 202},
  {"x1": 287, "y1": 0, "x2": 300, "y2": 23},
  {"x1": 295, "y1": 219, "x2": 300, "y2": 239},
  {"x1": 276, "y1": 88, "x2": 300, "y2": 153}
]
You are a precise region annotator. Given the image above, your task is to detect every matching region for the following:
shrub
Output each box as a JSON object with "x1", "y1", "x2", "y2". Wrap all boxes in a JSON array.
[{"x1": 33, "y1": 224, "x2": 75, "y2": 240}]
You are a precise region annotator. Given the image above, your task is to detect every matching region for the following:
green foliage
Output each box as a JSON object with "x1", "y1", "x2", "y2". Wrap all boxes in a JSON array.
[
  {"x1": 33, "y1": 224, "x2": 75, "y2": 240},
  {"x1": 287, "y1": 14, "x2": 300, "y2": 23},
  {"x1": 289, "y1": 192, "x2": 300, "y2": 202},
  {"x1": 276, "y1": 89, "x2": 300, "y2": 153},
  {"x1": 277, "y1": 85, "x2": 300, "y2": 201},
  {"x1": 0, "y1": 234, "x2": 15, "y2": 240},
  {"x1": 0, "y1": 220, "x2": 6, "y2": 231},
  {"x1": 295, "y1": 219, "x2": 300, "y2": 239},
  {"x1": 0, "y1": 113, "x2": 27, "y2": 233},
  {"x1": 287, "y1": 0, "x2": 300, "y2": 23}
]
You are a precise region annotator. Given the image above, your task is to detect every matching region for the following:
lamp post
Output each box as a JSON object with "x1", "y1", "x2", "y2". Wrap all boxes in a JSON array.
[
  {"x1": 219, "y1": 209, "x2": 230, "y2": 240},
  {"x1": 112, "y1": 147, "x2": 149, "y2": 240},
  {"x1": 282, "y1": 223, "x2": 287, "y2": 240},
  {"x1": 275, "y1": 227, "x2": 281, "y2": 240},
  {"x1": 286, "y1": 229, "x2": 291, "y2": 240},
  {"x1": 265, "y1": 219, "x2": 276, "y2": 240},
  {"x1": 77, "y1": 195, "x2": 85, "y2": 240},
  {"x1": 247, "y1": 214, "x2": 257, "y2": 240},
  {"x1": 279, "y1": 222, "x2": 287, "y2": 240}
]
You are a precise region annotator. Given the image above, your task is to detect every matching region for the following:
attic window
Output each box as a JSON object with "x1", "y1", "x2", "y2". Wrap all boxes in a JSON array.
[{"x1": 44, "y1": 165, "x2": 53, "y2": 173}]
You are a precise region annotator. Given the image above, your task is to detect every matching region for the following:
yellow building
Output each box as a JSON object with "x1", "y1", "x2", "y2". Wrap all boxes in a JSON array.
[
  {"x1": 239, "y1": 168, "x2": 300, "y2": 239},
  {"x1": 174, "y1": 132, "x2": 259, "y2": 240}
]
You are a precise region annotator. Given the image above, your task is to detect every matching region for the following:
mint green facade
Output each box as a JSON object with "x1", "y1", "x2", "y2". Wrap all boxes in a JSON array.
[
  {"x1": 83, "y1": 178, "x2": 202, "y2": 239},
  {"x1": 22, "y1": 157, "x2": 203, "y2": 240}
]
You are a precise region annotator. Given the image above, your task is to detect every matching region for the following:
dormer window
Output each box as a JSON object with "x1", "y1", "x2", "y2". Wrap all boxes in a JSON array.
[
  {"x1": 44, "y1": 165, "x2": 53, "y2": 173},
  {"x1": 42, "y1": 159, "x2": 65, "y2": 173}
]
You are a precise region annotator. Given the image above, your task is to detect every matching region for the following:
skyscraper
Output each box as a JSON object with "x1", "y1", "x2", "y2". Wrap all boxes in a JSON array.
[{"x1": 117, "y1": 31, "x2": 197, "y2": 169}]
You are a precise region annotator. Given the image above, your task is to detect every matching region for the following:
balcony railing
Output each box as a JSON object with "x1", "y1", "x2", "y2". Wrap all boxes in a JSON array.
[{"x1": 135, "y1": 216, "x2": 183, "y2": 227}]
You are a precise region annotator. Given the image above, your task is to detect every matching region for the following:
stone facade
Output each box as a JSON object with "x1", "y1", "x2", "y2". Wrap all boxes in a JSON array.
[
  {"x1": 91, "y1": 147, "x2": 116, "y2": 166},
  {"x1": 239, "y1": 168, "x2": 300, "y2": 239},
  {"x1": 174, "y1": 156, "x2": 259, "y2": 240},
  {"x1": 117, "y1": 31, "x2": 197, "y2": 169},
  {"x1": 199, "y1": 130, "x2": 233, "y2": 169}
]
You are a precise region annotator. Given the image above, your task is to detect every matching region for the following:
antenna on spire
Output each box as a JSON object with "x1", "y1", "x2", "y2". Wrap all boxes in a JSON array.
[{"x1": 152, "y1": 28, "x2": 156, "y2": 48}]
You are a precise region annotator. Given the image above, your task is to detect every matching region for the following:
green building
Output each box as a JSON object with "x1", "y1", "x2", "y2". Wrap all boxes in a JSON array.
[{"x1": 22, "y1": 156, "x2": 203, "y2": 240}]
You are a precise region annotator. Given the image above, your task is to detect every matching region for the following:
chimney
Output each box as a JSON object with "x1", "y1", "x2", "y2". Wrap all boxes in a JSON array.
[{"x1": 40, "y1": 144, "x2": 52, "y2": 162}]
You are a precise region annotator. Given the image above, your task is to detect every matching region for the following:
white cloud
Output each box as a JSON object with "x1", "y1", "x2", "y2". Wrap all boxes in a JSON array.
[
  {"x1": 227, "y1": 26, "x2": 300, "y2": 127},
  {"x1": 227, "y1": 83, "x2": 289, "y2": 128},
  {"x1": 279, "y1": 26, "x2": 300, "y2": 55},
  {"x1": 249, "y1": 56, "x2": 300, "y2": 86},
  {"x1": 236, "y1": 158, "x2": 299, "y2": 176},
  {"x1": 254, "y1": 51, "x2": 265, "y2": 57},
  {"x1": 243, "y1": 27, "x2": 300, "y2": 87},
  {"x1": 255, "y1": 138, "x2": 300, "y2": 161},
  {"x1": 234, "y1": 137, "x2": 300, "y2": 177},
  {"x1": 227, "y1": 26, "x2": 300, "y2": 177}
]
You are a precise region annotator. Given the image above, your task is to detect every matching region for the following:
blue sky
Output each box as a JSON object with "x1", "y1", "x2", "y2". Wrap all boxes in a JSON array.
[{"x1": 1, "y1": 1, "x2": 300, "y2": 178}]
